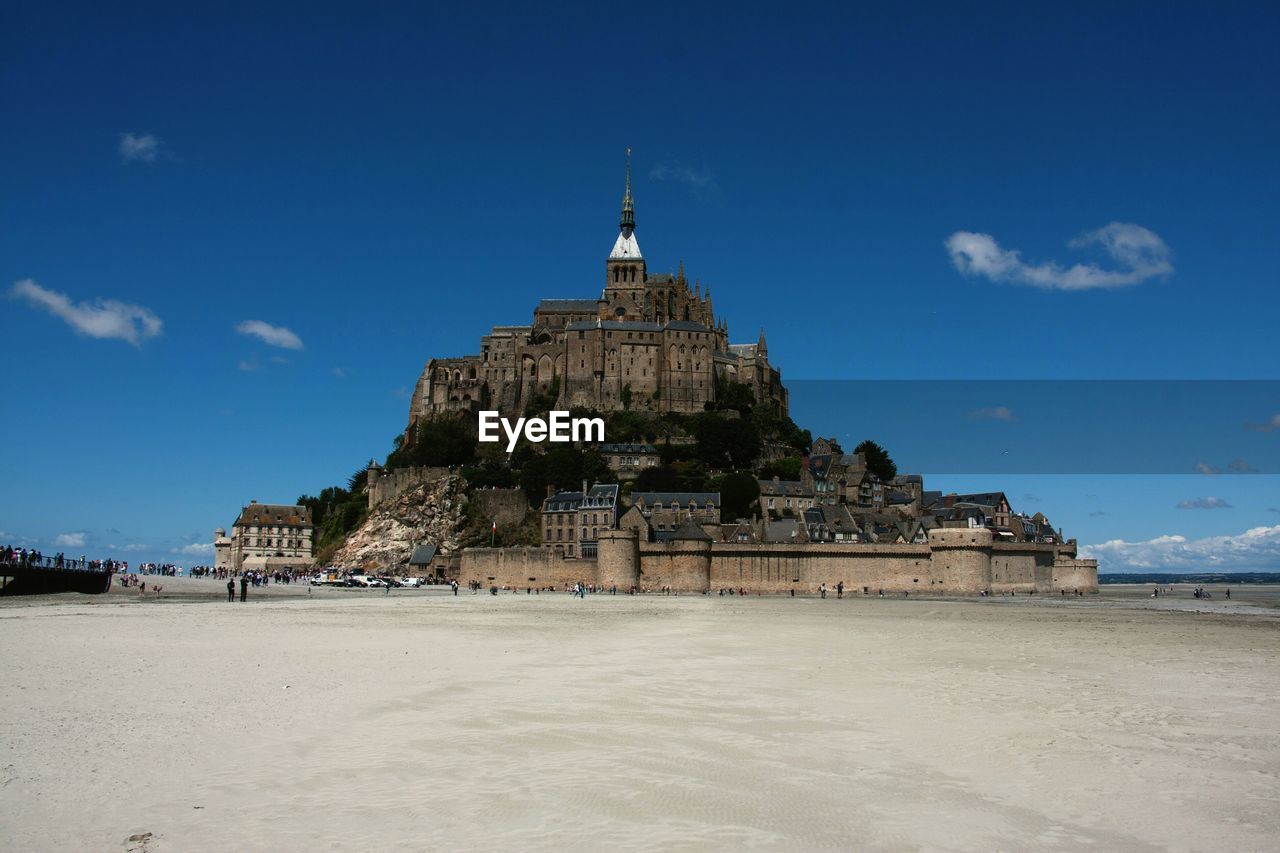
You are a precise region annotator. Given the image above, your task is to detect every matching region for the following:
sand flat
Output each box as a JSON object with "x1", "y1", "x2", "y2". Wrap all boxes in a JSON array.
[{"x1": 1, "y1": 589, "x2": 1277, "y2": 851}]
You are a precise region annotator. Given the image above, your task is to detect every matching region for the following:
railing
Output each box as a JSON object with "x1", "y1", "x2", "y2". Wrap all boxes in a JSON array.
[{"x1": 0, "y1": 554, "x2": 116, "y2": 573}]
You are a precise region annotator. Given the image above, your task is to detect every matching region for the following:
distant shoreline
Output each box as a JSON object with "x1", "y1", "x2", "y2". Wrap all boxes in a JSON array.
[{"x1": 1100, "y1": 572, "x2": 1280, "y2": 584}]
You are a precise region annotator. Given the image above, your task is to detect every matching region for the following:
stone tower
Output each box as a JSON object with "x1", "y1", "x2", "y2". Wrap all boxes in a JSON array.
[{"x1": 603, "y1": 148, "x2": 648, "y2": 320}]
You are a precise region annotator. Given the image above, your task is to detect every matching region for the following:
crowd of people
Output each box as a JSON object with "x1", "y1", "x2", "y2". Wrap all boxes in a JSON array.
[{"x1": 1, "y1": 544, "x2": 125, "y2": 573}]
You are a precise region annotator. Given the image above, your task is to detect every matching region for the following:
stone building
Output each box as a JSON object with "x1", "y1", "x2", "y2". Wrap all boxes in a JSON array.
[
  {"x1": 598, "y1": 442, "x2": 660, "y2": 479},
  {"x1": 626, "y1": 491, "x2": 721, "y2": 539},
  {"x1": 215, "y1": 501, "x2": 314, "y2": 573},
  {"x1": 541, "y1": 483, "x2": 620, "y2": 559},
  {"x1": 757, "y1": 476, "x2": 816, "y2": 517},
  {"x1": 405, "y1": 152, "x2": 787, "y2": 431}
]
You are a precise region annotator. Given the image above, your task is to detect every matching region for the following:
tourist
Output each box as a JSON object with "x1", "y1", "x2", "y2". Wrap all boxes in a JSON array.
[
  {"x1": 227, "y1": 579, "x2": 235, "y2": 602},
  {"x1": 820, "y1": 583, "x2": 827, "y2": 599},
  {"x1": 837, "y1": 581, "x2": 844, "y2": 599},
  {"x1": 240, "y1": 576, "x2": 248, "y2": 602}
]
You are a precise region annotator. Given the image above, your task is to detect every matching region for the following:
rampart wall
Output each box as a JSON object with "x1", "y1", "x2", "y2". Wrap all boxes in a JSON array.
[
  {"x1": 471, "y1": 488, "x2": 530, "y2": 527},
  {"x1": 366, "y1": 466, "x2": 451, "y2": 509},
  {"x1": 457, "y1": 528, "x2": 1099, "y2": 595}
]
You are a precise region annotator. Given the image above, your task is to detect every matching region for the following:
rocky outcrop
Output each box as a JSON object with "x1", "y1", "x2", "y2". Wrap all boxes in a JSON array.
[{"x1": 332, "y1": 475, "x2": 467, "y2": 571}]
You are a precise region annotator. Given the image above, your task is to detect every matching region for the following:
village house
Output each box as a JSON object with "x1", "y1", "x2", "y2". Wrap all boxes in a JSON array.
[{"x1": 598, "y1": 442, "x2": 660, "y2": 480}]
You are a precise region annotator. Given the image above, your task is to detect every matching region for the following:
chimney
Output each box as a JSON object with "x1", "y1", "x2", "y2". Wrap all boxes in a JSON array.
[{"x1": 582, "y1": 479, "x2": 588, "y2": 497}]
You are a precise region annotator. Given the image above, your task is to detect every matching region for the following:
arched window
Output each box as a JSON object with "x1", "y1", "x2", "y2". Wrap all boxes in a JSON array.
[{"x1": 613, "y1": 267, "x2": 619, "y2": 282}]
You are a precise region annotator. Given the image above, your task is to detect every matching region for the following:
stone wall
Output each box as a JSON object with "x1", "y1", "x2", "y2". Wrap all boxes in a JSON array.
[
  {"x1": 472, "y1": 488, "x2": 530, "y2": 527},
  {"x1": 367, "y1": 466, "x2": 451, "y2": 510},
  {"x1": 459, "y1": 547, "x2": 595, "y2": 590},
  {"x1": 455, "y1": 528, "x2": 1098, "y2": 595},
  {"x1": 1051, "y1": 558, "x2": 1100, "y2": 594}
]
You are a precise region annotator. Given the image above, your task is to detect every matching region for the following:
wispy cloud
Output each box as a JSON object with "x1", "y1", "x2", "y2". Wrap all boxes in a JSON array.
[
  {"x1": 1194, "y1": 462, "x2": 1219, "y2": 475},
  {"x1": 173, "y1": 542, "x2": 213, "y2": 556},
  {"x1": 1022, "y1": 493, "x2": 1040, "y2": 504},
  {"x1": 1089, "y1": 510, "x2": 1107, "y2": 517},
  {"x1": 237, "y1": 359, "x2": 261, "y2": 372},
  {"x1": 1082, "y1": 524, "x2": 1280, "y2": 572},
  {"x1": 332, "y1": 367, "x2": 348, "y2": 379},
  {"x1": 967, "y1": 406, "x2": 1014, "y2": 422},
  {"x1": 10, "y1": 279, "x2": 162, "y2": 346},
  {"x1": 945, "y1": 222, "x2": 1173, "y2": 291},
  {"x1": 118, "y1": 132, "x2": 163, "y2": 163},
  {"x1": 54, "y1": 532, "x2": 86, "y2": 548},
  {"x1": 649, "y1": 162, "x2": 719, "y2": 200},
  {"x1": 1226, "y1": 459, "x2": 1259, "y2": 474},
  {"x1": 1176, "y1": 497, "x2": 1233, "y2": 510},
  {"x1": 236, "y1": 320, "x2": 303, "y2": 350},
  {"x1": 392, "y1": 386, "x2": 412, "y2": 400},
  {"x1": 1245, "y1": 414, "x2": 1280, "y2": 433}
]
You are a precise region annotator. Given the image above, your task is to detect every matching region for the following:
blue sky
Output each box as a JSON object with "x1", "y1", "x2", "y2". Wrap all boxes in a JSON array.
[{"x1": 2, "y1": 2, "x2": 1277, "y2": 570}]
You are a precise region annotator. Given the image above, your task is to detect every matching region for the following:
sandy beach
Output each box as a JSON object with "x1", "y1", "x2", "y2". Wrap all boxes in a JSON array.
[{"x1": 1, "y1": 584, "x2": 1277, "y2": 851}]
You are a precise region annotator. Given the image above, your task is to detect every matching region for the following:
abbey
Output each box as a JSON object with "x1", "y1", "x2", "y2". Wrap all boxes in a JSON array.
[{"x1": 406, "y1": 153, "x2": 788, "y2": 431}]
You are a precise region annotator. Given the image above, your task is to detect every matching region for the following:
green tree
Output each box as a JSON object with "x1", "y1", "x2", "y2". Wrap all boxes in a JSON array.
[
  {"x1": 707, "y1": 471, "x2": 759, "y2": 520},
  {"x1": 758, "y1": 456, "x2": 802, "y2": 481},
  {"x1": 693, "y1": 412, "x2": 760, "y2": 470},
  {"x1": 854, "y1": 439, "x2": 898, "y2": 482}
]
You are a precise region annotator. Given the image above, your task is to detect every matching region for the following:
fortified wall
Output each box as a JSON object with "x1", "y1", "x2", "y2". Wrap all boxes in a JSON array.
[
  {"x1": 458, "y1": 528, "x2": 1099, "y2": 594},
  {"x1": 365, "y1": 465, "x2": 451, "y2": 509}
]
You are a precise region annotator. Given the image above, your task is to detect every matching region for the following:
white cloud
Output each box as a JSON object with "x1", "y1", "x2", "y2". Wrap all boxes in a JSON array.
[
  {"x1": 967, "y1": 406, "x2": 1014, "y2": 421},
  {"x1": 332, "y1": 367, "x2": 347, "y2": 378},
  {"x1": 1194, "y1": 462, "x2": 1219, "y2": 475},
  {"x1": 649, "y1": 162, "x2": 719, "y2": 199},
  {"x1": 54, "y1": 532, "x2": 86, "y2": 548},
  {"x1": 119, "y1": 132, "x2": 162, "y2": 163},
  {"x1": 174, "y1": 543, "x2": 213, "y2": 556},
  {"x1": 1176, "y1": 497, "x2": 1233, "y2": 510},
  {"x1": 236, "y1": 320, "x2": 303, "y2": 350},
  {"x1": 1245, "y1": 414, "x2": 1280, "y2": 433},
  {"x1": 237, "y1": 359, "x2": 261, "y2": 372},
  {"x1": 1082, "y1": 524, "x2": 1280, "y2": 573},
  {"x1": 945, "y1": 222, "x2": 1173, "y2": 291},
  {"x1": 11, "y1": 279, "x2": 163, "y2": 346}
]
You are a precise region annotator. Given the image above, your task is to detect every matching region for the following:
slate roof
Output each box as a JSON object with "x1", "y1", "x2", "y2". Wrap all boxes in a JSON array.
[
  {"x1": 543, "y1": 491, "x2": 584, "y2": 512},
  {"x1": 763, "y1": 518, "x2": 800, "y2": 542},
  {"x1": 234, "y1": 503, "x2": 312, "y2": 527},
  {"x1": 565, "y1": 320, "x2": 664, "y2": 333},
  {"x1": 536, "y1": 299, "x2": 598, "y2": 312},
  {"x1": 599, "y1": 443, "x2": 658, "y2": 454},
  {"x1": 630, "y1": 492, "x2": 720, "y2": 507},
  {"x1": 757, "y1": 478, "x2": 814, "y2": 498},
  {"x1": 671, "y1": 519, "x2": 713, "y2": 541},
  {"x1": 408, "y1": 543, "x2": 438, "y2": 565}
]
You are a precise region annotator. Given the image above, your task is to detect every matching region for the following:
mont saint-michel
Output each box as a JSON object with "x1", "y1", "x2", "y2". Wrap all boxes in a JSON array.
[{"x1": 296, "y1": 159, "x2": 1101, "y2": 599}]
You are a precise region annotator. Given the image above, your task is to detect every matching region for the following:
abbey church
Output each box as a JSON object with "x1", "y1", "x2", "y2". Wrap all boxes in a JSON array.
[{"x1": 405, "y1": 154, "x2": 788, "y2": 432}]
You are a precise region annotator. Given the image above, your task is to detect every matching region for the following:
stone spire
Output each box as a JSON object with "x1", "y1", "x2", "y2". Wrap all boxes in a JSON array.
[
  {"x1": 758, "y1": 328, "x2": 768, "y2": 357},
  {"x1": 608, "y1": 147, "x2": 642, "y2": 260},
  {"x1": 620, "y1": 147, "x2": 635, "y2": 231}
]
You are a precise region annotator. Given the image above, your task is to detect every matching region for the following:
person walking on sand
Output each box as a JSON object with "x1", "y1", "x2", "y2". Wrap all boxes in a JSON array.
[
  {"x1": 239, "y1": 575, "x2": 248, "y2": 602},
  {"x1": 837, "y1": 581, "x2": 844, "y2": 599},
  {"x1": 227, "y1": 579, "x2": 235, "y2": 602},
  {"x1": 820, "y1": 583, "x2": 827, "y2": 599}
]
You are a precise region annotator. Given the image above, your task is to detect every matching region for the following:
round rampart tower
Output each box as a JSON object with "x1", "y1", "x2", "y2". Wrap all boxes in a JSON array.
[{"x1": 927, "y1": 528, "x2": 994, "y2": 593}]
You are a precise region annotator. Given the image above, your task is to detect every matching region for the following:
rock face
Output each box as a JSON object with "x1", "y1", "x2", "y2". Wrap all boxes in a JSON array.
[{"x1": 332, "y1": 475, "x2": 467, "y2": 571}]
